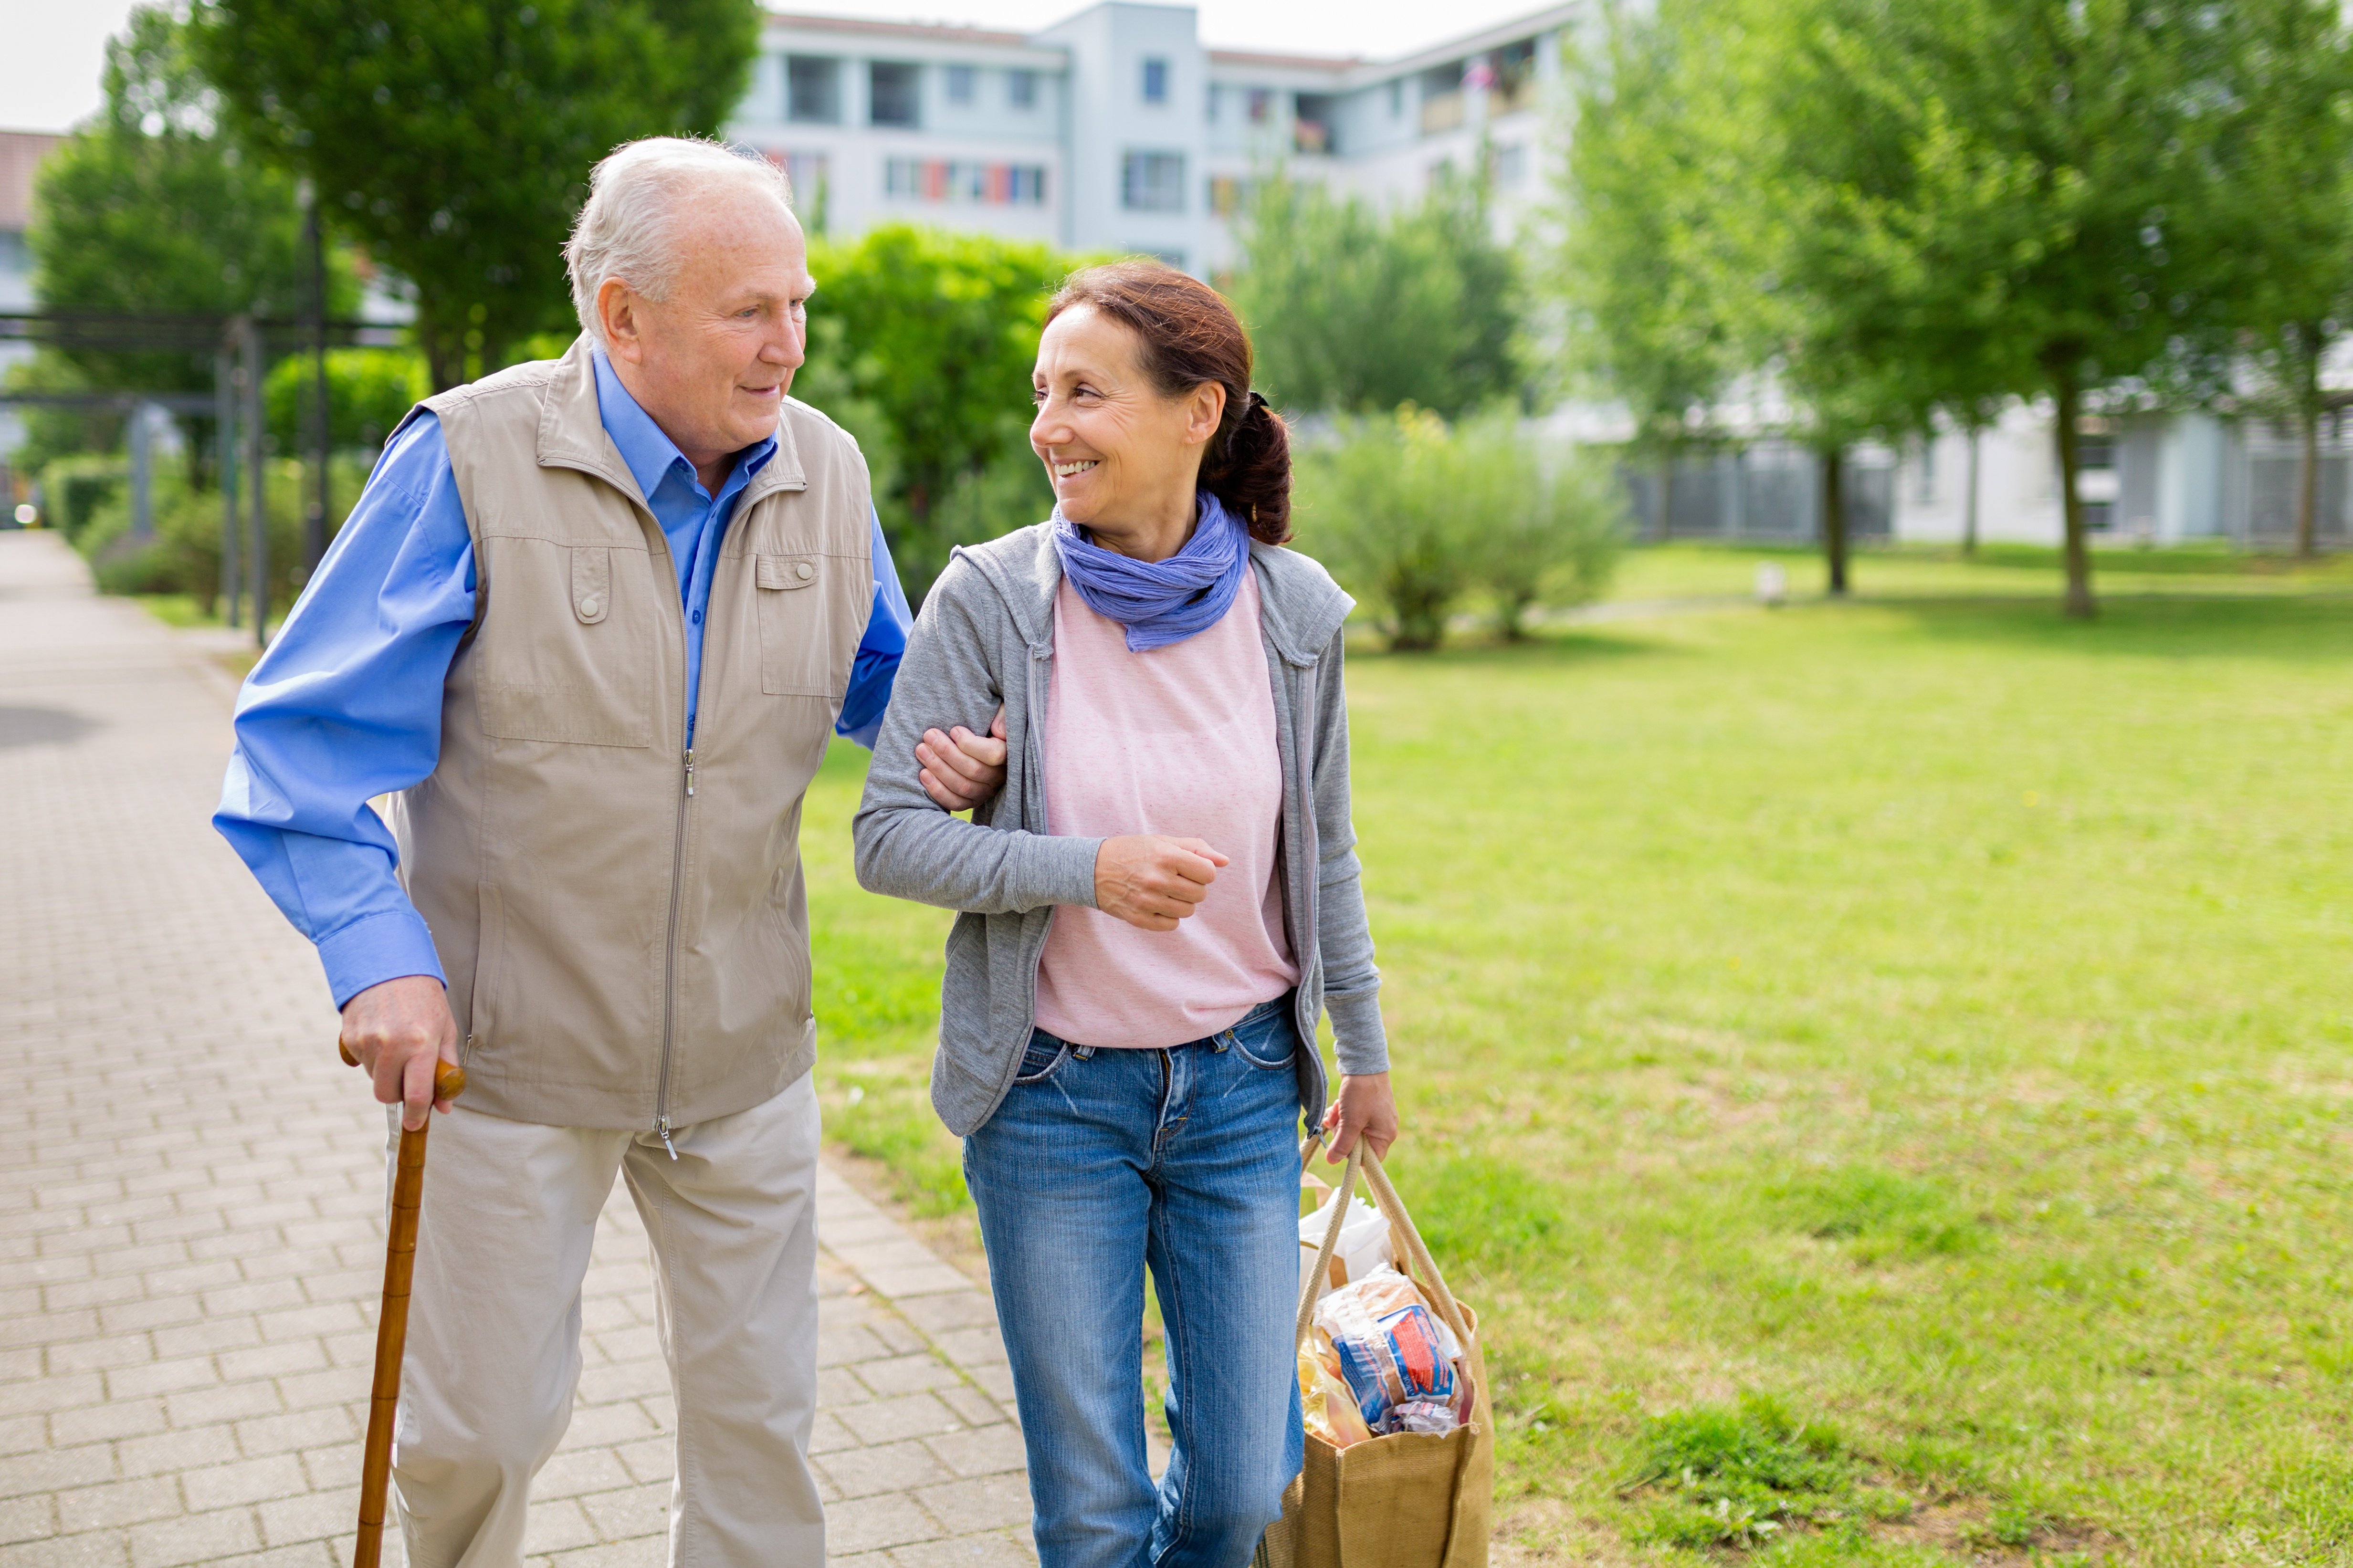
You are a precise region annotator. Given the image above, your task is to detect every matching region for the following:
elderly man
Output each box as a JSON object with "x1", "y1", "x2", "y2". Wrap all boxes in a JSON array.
[{"x1": 215, "y1": 138, "x2": 1004, "y2": 1566}]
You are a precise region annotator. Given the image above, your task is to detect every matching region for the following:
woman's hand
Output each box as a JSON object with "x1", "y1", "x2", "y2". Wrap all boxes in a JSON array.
[
  {"x1": 1322, "y1": 1072, "x2": 1399, "y2": 1164},
  {"x1": 918, "y1": 706, "x2": 1008, "y2": 811},
  {"x1": 1095, "y1": 835, "x2": 1229, "y2": 930}
]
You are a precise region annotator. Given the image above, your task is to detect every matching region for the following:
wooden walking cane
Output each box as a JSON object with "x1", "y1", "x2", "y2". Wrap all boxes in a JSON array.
[{"x1": 338, "y1": 1043, "x2": 466, "y2": 1568}]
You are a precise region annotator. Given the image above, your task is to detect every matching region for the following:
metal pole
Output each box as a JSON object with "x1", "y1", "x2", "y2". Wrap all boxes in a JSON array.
[
  {"x1": 219, "y1": 336, "x2": 241, "y2": 628},
  {"x1": 302, "y1": 178, "x2": 331, "y2": 574},
  {"x1": 128, "y1": 400, "x2": 152, "y2": 540},
  {"x1": 244, "y1": 316, "x2": 268, "y2": 648}
]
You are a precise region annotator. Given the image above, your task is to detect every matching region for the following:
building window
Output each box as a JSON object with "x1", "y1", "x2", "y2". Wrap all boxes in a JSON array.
[
  {"x1": 1142, "y1": 57, "x2": 1168, "y2": 105},
  {"x1": 945, "y1": 64, "x2": 975, "y2": 105},
  {"x1": 788, "y1": 56, "x2": 840, "y2": 124},
  {"x1": 1246, "y1": 88, "x2": 1272, "y2": 125},
  {"x1": 1008, "y1": 68, "x2": 1037, "y2": 108},
  {"x1": 1122, "y1": 151, "x2": 1186, "y2": 212},
  {"x1": 1294, "y1": 93, "x2": 1336, "y2": 155},
  {"x1": 870, "y1": 61, "x2": 921, "y2": 127},
  {"x1": 2076, "y1": 430, "x2": 2116, "y2": 530},
  {"x1": 1486, "y1": 38, "x2": 1539, "y2": 115},
  {"x1": 885, "y1": 158, "x2": 1048, "y2": 205},
  {"x1": 1420, "y1": 62, "x2": 1465, "y2": 135},
  {"x1": 1207, "y1": 84, "x2": 1221, "y2": 122},
  {"x1": 1489, "y1": 141, "x2": 1526, "y2": 186},
  {"x1": 1389, "y1": 79, "x2": 1404, "y2": 117},
  {"x1": 1208, "y1": 175, "x2": 1255, "y2": 218}
]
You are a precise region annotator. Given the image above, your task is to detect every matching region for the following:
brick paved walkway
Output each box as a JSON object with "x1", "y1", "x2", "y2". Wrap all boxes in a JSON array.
[{"x1": 0, "y1": 532, "x2": 1034, "y2": 1568}]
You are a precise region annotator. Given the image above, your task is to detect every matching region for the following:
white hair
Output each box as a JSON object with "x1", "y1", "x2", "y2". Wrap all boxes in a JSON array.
[{"x1": 565, "y1": 137, "x2": 797, "y2": 345}]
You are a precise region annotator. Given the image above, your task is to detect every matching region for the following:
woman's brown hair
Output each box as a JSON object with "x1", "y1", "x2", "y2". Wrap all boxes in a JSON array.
[{"x1": 1043, "y1": 261, "x2": 1292, "y2": 544}]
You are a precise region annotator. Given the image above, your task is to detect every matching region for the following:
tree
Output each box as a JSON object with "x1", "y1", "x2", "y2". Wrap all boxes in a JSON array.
[
  {"x1": 1228, "y1": 170, "x2": 1520, "y2": 417},
  {"x1": 191, "y1": 0, "x2": 761, "y2": 391},
  {"x1": 2214, "y1": 1, "x2": 2353, "y2": 558},
  {"x1": 797, "y1": 224, "x2": 1064, "y2": 605},
  {"x1": 28, "y1": 4, "x2": 352, "y2": 468},
  {"x1": 1739, "y1": 0, "x2": 2246, "y2": 617},
  {"x1": 1552, "y1": 0, "x2": 1751, "y2": 534}
]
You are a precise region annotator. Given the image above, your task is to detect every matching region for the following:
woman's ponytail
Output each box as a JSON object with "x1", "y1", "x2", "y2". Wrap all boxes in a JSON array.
[{"x1": 1205, "y1": 390, "x2": 1292, "y2": 545}]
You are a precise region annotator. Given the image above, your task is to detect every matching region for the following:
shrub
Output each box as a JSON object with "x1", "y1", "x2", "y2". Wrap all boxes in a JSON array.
[
  {"x1": 1295, "y1": 409, "x2": 1624, "y2": 650},
  {"x1": 265, "y1": 349, "x2": 431, "y2": 452},
  {"x1": 1293, "y1": 408, "x2": 1467, "y2": 651},
  {"x1": 1452, "y1": 411, "x2": 1626, "y2": 639},
  {"x1": 34, "y1": 455, "x2": 127, "y2": 545},
  {"x1": 79, "y1": 456, "x2": 369, "y2": 617}
]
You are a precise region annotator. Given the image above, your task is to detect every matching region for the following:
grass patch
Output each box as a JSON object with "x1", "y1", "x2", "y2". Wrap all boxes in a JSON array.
[
  {"x1": 1771, "y1": 1166, "x2": 1982, "y2": 1262},
  {"x1": 798, "y1": 555, "x2": 2353, "y2": 1564},
  {"x1": 1621, "y1": 1395, "x2": 1860, "y2": 1547}
]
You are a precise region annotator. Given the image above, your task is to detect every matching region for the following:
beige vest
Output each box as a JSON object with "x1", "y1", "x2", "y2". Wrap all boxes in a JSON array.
[{"x1": 387, "y1": 336, "x2": 874, "y2": 1131}]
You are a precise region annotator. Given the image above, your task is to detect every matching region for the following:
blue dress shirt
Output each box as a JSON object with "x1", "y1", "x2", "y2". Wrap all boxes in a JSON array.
[{"x1": 216, "y1": 350, "x2": 911, "y2": 1008}]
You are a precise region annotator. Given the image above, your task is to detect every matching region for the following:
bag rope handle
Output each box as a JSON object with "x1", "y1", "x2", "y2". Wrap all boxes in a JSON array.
[{"x1": 1291, "y1": 1129, "x2": 1478, "y2": 1365}]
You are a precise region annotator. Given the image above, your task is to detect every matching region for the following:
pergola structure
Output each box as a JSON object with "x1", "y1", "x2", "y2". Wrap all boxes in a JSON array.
[{"x1": 1, "y1": 309, "x2": 403, "y2": 645}]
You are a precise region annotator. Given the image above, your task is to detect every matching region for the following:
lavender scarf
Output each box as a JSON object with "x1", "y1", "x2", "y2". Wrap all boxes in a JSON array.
[{"x1": 1050, "y1": 492, "x2": 1250, "y2": 653}]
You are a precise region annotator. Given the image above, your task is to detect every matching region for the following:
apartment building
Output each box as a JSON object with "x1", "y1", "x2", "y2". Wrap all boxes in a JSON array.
[{"x1": 728, "y1": 2, "x2": 1578, "y2": 274}]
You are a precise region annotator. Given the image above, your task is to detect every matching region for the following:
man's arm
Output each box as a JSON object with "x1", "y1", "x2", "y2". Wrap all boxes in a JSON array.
[
  {"x1": 213, "y1": 411, "x2": 476, "y2": 1126},
  {"x1": 834, "y1": 506, "x2": 1007, "y2": 807}
]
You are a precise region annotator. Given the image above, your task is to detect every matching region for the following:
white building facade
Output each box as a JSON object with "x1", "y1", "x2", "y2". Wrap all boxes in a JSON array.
[{"x1": 728, "y1": 3, "x2": 1576, "y2": 275}]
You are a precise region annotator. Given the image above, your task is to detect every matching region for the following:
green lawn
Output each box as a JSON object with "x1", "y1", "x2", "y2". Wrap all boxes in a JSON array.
[{"x1": 805, "y1": 552, "x2": 2353, "y2": 1567}]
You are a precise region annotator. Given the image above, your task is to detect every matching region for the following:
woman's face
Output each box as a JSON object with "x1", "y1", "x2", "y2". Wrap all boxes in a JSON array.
[{"x1": 1030, "y1": 305, "x2": 1224, "y2": 534}]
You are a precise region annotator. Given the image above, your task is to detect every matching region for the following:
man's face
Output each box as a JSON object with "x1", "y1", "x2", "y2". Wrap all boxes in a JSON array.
[{"x1": 600, "y1": 191, "x2": 814, "y2": 472}]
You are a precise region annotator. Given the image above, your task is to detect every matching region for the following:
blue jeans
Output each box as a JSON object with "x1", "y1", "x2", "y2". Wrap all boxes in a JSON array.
[{"x1": 964, "y1": 996, "x2": 1308, "y2": 1568}]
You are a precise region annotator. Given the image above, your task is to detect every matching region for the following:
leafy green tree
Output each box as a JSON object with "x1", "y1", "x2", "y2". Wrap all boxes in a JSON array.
[
  {"x1": 798, "y1": 224, "x2": 1065, "y2": 604},
  {"x1": 1228, "y1": 170, "x2": 1519, "y2": 417},
  {"x1": 1551, "y1": 0, "x2": 1751, "y2": 528},
  {"x1": 27, "y1": 4, "x2": 353, "y2": 471},
  {"x1": 1738, "y1": 0, "x2": 2245, "y2": 616},
  {"x1": 191, "y1": 0, "x2": 760, "y2": 391},
  {"x1": 2211, "y1": 0, "x2": 2353, "y2": 558}
]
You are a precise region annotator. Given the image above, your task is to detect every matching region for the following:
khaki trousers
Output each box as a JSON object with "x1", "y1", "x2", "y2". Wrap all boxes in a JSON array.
[{"x1": 386, "y1": 1073, "x2": 825, "y2": 1568}]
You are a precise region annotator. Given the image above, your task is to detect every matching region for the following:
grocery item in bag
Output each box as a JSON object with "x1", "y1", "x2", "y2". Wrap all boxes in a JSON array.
[
  {"x1": 1312, "y1": 1269, "x2": 1463, "y2": 1360},
  {"x1": 1299, "y1": 1188, "x2": 1393, "y2": 1297},
  {"x1": 1310, "y1": 1269, "x2": 1464, "y2": 1436},
  {"x1": 1331, "y1": 1304, "x2": 1456, "y2": 1429},
  {"x1": 1299, "y1": 1346, "x2": 1375, "y2": 1448}
]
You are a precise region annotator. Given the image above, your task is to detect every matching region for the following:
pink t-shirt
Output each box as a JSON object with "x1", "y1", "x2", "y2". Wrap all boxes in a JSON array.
[{"x1": 1033, "y1": 572, "x2": 1299, "y2": 1049}]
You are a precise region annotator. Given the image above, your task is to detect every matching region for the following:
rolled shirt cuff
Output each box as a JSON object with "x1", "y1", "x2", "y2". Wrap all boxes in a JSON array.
[{"x1": 316, "y1": 908, "x2": 448, "y2": 1010}]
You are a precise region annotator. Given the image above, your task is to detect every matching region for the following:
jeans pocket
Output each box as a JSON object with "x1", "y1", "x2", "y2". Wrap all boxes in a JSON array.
[
  {"x1": 1013, "y1": 1033, "x2": 1070, "y2": 1085},
  {"x1": 1229, "y1": 1008, "x2": 1299, "y2": 1070}
]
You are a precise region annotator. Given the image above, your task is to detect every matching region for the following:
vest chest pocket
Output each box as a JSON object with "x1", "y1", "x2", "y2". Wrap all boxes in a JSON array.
[
  {"x1": 756, "y1": 552, "x2": 858, "y2": 698},
  {"x1": 476, "y1": 541, "x2": 654, "y2": 747}
]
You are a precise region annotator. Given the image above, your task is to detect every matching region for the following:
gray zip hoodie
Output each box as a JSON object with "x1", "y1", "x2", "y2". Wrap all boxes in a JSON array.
[{"x1": 851, "y1": 521, "x2": 1387, "y2": 1137}]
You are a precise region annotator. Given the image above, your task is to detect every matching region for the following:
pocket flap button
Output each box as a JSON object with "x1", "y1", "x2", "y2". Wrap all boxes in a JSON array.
[{"x1": 795, "y1": 561, "x2": 813, "y2": 581}]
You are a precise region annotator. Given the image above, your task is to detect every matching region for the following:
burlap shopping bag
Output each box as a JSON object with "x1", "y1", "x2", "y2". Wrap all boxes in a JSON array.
[{"x1": 1257, "y1": 1138, "x2": 1493, "y2": 1568}]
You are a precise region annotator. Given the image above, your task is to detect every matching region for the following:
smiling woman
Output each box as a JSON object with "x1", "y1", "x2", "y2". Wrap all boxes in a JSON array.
[{"x1": 852, "y1": 262, "x2": 1404, "y2": 1568}]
